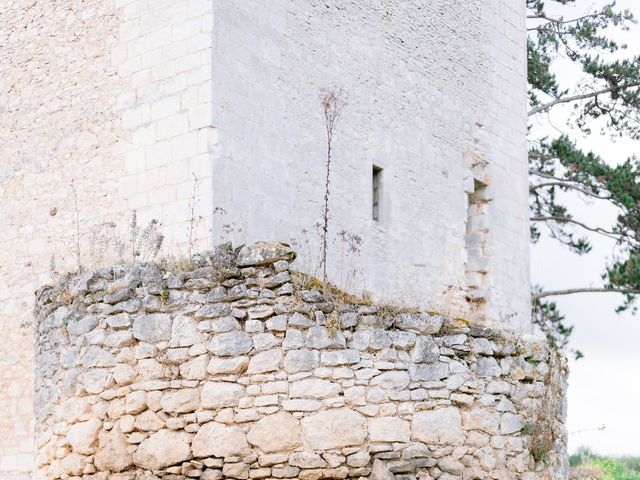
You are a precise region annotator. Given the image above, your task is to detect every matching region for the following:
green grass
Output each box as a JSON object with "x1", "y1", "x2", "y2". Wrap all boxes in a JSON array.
[{"x1": 570, "y1": 449, "x2": 640, "y2": 480}]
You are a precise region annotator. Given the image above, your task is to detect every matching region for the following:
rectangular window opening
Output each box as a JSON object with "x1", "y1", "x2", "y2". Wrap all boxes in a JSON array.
[{"x1": 372, "y1": 165, "x2": 382, "y2": 221}]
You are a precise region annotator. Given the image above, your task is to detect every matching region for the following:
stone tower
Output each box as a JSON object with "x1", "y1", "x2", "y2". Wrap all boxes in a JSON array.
[{"x1": 0, "y1": 1, "x2": 529, "y2": 477}]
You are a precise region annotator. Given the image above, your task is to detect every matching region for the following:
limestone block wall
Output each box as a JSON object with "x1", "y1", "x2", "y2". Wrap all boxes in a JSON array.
[
  {"x1": 1, "y1": 1, "x2": 217, "y2": 475},
  {"x1": 210, "y1": 0, "x2": 531, "y2": 328},
  {"x1": 35, "y1": 243, "x2": 567, "y2": 480}
]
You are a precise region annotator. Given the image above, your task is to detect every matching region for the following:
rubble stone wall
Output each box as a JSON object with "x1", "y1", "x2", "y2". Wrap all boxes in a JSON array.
[{"x1": 35, "y1": 243, "x2": 567, "y2": 480}]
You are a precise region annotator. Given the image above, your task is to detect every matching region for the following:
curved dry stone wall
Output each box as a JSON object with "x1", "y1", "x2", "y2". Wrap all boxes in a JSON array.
[{"x1": 34, "y1": 242, "x2": 568, "y2": 480}]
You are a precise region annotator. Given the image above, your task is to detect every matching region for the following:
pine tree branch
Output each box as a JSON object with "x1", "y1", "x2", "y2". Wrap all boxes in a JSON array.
[
  {"x1": 530, "y1": 215, "x2": 624, "y2": 241},
  {"x1": 528, "y1": 82, "x2": 640, "y2": 116},
  {"x1": 533, "y1": 287, "x2": 638, "y2": 301},
  {"x1": 529, "y1": 181, "x2": 612, "y2": 199}
]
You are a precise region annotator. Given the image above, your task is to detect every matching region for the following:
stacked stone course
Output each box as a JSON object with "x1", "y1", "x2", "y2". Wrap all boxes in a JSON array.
[{"x1": 35, "y1": 243, "x2": 567, "y2": 480}]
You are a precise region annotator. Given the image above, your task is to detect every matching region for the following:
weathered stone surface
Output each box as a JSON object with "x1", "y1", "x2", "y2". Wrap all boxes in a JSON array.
[
  {"x1": 247, "y1": 349, "x2": 282, "y2": 374},
  {"x1": 409, "y1": 362, "x2": 449, "y2": 381},
  {"x1": 82, "y1": 368, "x2": 112, "y2": 394},
  {"x1": 462, "y1": 408, "x2": 500, "y2": 434},
  {"x1": 192, "y1": 422, "x2": 250, "y2": 457},
  {"x1": 134, "y1": 410, "x2": 164, "y2": 431},
  {"x1": 500, "y1": 413, "x2": 523, "y2": 434},
  {"x1": 306, "y1": 326, "x2": 346, "y2": 349},
  {"x1": 320, "y1": 349, "x2": 360, "y2": 366},
  {"x1": 247, "y1": 411, "x2": 302, "y2": 453},
  {"x1": 68, "y1": 315, "x2": 99, "y2": 336},
  {"x1": 125, "y1": 391, "x2": 147, "y2": 414},
  {"x1": 290, "y1": 378, "x2": 341, "y2": 399},
  {"x1": 394, "y1": 313, "x2": 444, "y2": 334},
  {"x1": 411, "y1": 336, "x2": 440, "y2": 363},
  {"x1": 201, "y1": 382, "x2": 244, "y2": 408},
  {"x1": 207, "y1": 356, "x2": 249, "y2": 374},
  {"x1": 179, "y1": 355, "x2": 208, "y2": 380},
  {"x1": 94, "y1": 427, "x2": 133, "y2": 472},
  {"x1": 252, "y1": 332, "x2": 279, "y2": 351},
  {"x1": 170, "y1": 314, "x2": 203, "y2": 347},
  {"x1": 133, "y1": 314, "x2": 173, "y2": 344},
  {"x1": 82, "y1": 346, "x2": 115, "y2": 368},
  {"x1": 195, "y1": 303, "x2": 232, "y2": 319},
  {"x1": 282, "y1": 329, "x2": 305, "y2": 350},
  {"x1": 236, "y1": 242, "x2": 296, "y2": 267},
  {"x1": 288, "y1": 312, "x2": 315, "y2": 329},
  {"x1": 284, "y1": 349, "x2": 319, "y2": 373},
  {"x1": 370, "y1": 459, "x2": 395, "y2": 480},
  {"x1": 301, "y1": 408, "x2": 367, "y2": 450},
  {"x1": 207, "y1": 331, "x2": 252, "y2": 356},
  {"x1": 132, "y1": 429, "x2": 192, "y2": 469},
  {"x1": 474, "y1": 357, "x2": 502, "y2": 377},
  {"x1": 67, "y1": 418, "x2": 101, "y2": 454},
  {"x1": 368, "y1": 417, "x2": 410, "y2": 443},
  {"x1": 370, "y1": 371, "x2": 410, "y2": 390},
  {"x1": 249, "y1": 305, "x2": 274, "y2": 319},
  {"x1": 60, "y1": 453, "x2": 87, "y2": 476},
  {"x1": 412, "y1": 407, "x2": 465, "y2": 445},
  {"x1": 161, "y1": 388, "x2": 200, "y2": 413}
]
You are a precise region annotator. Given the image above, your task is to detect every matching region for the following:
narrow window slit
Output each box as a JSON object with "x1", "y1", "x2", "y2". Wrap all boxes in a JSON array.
[{"x1": 372, "y1": 165, "x2": 382, "y2": 222}]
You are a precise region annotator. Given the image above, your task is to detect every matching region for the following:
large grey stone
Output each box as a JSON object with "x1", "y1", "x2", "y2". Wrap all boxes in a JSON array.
[
  {"x1": 394, "y1": 313, "x2": 444, "y2": 334},
  {"x1": 68, "y1": 315, "x2": 98, "y2": 336},
  {"x1": 132, "y1": 429, "x2": 192, "y2": 469},
  {"x1": 195, "y1": 303, "x2": 232, "y2": 319},
  {"x1": 306, "y1": 326, "x2": 346, "y2": 349},
  {"x1": 201, "y1": 382, "x2": 244, "y2": 409},
  {"x1": 170, "y1": 314, "x2": 203, "y2": 347},
  {"x1": 320, "y1": 349, "x2": 360, "y2": 366},
  {"x1": 247, "y1": 411, "x2": 302, "y2": 453},
  {"x1": 247, "y1": 349, "x2": 282, "y2": 374},
  {"x1": 301, "y1": 408, "x2": 367, "y2": 450},
  {"x1": 133, "y1": 314, "x2": 173, "y2": 344},
  {"x1": 288, "y1": 312, "x2": 315, "y2": 329},
  {"x1": 473, "y1": 357, "x2": 502, "y2": 377},
  {"x1": 370, "y1": 371, "x2": 410, "y2": 390},
  {"x1": 284, "y1": 349, "x2": 319, "y2": 373},
  {"x1": 409, "y1": 362, "x2": 449, "y2": 381},
  {"x1": 461, "y1": 408, "x2": 500, "y2": 434},
  {"x1": 411, "y1": 336, "x2": 440, "y2": 363},
  {"x1": 500, "y1": 413, "x2": 523, "y2": 434},
  {"x1": 236, "y1": 242, "x2": 296, "y2": 267},
  {"x1": 282, "y1": 329, "x2": 305, "y2": 350},
  {"x1": 207, "y1": 331, "x2": 252, "y2": 356},
  {"x1": 371, "y1": 459, "x2": 395, "y2": 480},
  {"x1": 192, "y1": 422, "x2": 250, "y2": 457},
  {"x1": 412, "y1": 407, "x2": 464, "y2": 445}
]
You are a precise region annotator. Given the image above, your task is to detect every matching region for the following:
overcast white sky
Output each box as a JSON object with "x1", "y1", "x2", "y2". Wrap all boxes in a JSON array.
[{"x1": 530, "y1": 0, "x2": 640, "y2": 456}]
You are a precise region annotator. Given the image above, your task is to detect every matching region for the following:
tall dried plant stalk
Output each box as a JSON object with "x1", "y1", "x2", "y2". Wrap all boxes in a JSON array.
[
  {"x1": 70, "y1": 180, "x2": 82, "y2": 271},
  {"x1": 319, "y1": 87, "x2": 347, "y2": 296},
  {"x1": 188, "y1": 173, "x2": 201, "y2": 260}
]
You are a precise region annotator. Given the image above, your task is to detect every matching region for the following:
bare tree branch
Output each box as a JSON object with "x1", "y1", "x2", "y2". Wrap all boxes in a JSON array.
[
  {"x1": 529, "y1": 180, "x2": 612, "y2": 199},
  {"x1": 533, "y1": 287, "x2": 638, "y2": 301},
  {"x1": 528, "y1": 82, "x2": 640, "y2": 116},
  {"x1": 530, "y1": 215, "x2": 626, "y2": 241}
]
